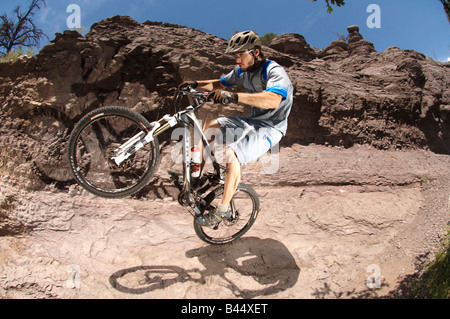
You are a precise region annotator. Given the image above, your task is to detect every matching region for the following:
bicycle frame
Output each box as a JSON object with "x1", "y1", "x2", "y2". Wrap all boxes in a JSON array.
[
  {"x1": 112, "y1": 89, "x2": 223, "y2": 215},
  {"x1": 68, "y1": 87, "x2": 261, "y2": 244},
  {"x1": 179, "y1": 107, "x2": 222, "y2": 184}
]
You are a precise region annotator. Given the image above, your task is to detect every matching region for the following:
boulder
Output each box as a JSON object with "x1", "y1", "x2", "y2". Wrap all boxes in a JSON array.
[
  {"x1": 347, "y1": 25, "x2": 376, "y2": 56},
  {"x1": 269, "y1": 33, "x2": 317, "y2": 61}
]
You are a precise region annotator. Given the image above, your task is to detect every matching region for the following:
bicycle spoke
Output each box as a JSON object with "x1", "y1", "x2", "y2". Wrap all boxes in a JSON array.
[
  {"x1": 69, "y1": 107, "x2": 159, "y2": 197},
  {"x1": 195, "y1": 184, "x2": 259, "y2": 244}
]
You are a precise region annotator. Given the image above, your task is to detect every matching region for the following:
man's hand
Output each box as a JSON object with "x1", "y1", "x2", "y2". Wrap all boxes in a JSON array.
[{"x1": 208, "y1": 90, "x2": 238, "y2": 105}]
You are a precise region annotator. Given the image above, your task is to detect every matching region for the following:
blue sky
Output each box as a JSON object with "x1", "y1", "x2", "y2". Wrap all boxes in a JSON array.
[{"x1": 2, "y1": 0, "x2": 450, "y2": 62}]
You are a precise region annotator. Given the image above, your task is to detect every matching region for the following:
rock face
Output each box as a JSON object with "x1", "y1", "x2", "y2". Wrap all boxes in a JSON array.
[
  {"x1": 0, "y1": 15, "x2": 448, "y2": 192},
  {"x1": 0, "y1": 14, "x2": 448, "y2": 190},
  {"x1": 319, "y1": 39, "x2": 348, "y2": 61},
  {"x1": 347, "y1": 25, "x2": 376, "y2": 56},
  {"x1": 269, "y1": 33, "x2": 317, "y2": 61}
]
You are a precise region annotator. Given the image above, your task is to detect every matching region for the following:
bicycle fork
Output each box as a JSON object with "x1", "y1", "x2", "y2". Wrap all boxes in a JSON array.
[{"x1": 111, "y1": 114, "x2": 177, "y2": 167}]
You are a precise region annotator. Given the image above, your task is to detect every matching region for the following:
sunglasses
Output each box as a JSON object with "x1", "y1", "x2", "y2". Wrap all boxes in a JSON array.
[{"x1": 233, "y1": 50, "x2": 254, "y2": 59}]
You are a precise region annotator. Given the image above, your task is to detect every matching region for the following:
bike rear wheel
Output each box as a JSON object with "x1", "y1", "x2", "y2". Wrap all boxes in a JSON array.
[
  {"x1": 193, "y1": 183, "x2": 260, "y2": 245},
  {"x1": 67, "y1": 106, "x2": 160, "y2": 198}
]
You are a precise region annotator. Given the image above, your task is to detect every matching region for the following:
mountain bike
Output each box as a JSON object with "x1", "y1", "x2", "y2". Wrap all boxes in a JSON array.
[{"x1": 67, "y1": 86, "x2": 260, "y2": 244}]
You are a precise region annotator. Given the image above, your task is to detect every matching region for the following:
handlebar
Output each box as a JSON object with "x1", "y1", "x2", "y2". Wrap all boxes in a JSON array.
[{"x1": 177, "y1": 85, "x2": 233, "y2": 106}]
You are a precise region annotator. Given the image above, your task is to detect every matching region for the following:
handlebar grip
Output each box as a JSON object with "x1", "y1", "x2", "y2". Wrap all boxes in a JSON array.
[
  {"x1": 206, "y1": 95, "x2": 230, "y2": 105},
  {"x1": 206, "y1": 92, "x2": 233, "y2": 105},
  {"x1": 221, "y1": 97, "x2": 232, "y2": 105}
]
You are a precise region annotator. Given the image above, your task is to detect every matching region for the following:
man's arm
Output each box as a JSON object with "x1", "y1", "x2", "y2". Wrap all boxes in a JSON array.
[
  {"x1": 196, "y1": 80, "x2": 282, "y2": 109},
  {"x1": 197, "y1": 79, "x2": 226, "y2": 91},
  {"x1": 237, "y1": 91, "x2": 282, "y2": 109}
]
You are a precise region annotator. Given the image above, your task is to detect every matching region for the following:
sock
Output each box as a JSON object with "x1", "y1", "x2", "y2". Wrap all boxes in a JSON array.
[
  {"x1": 217, "y1": 203, "x2": 230, "y2": 218},
  {"x1": 218, "y1": 203, "x2": 229, "y2": 213}
]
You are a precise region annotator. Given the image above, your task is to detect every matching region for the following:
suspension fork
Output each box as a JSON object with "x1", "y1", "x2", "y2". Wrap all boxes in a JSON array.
[{"x1": 111, "y1": 114, "x2": 177, "y2": 166}]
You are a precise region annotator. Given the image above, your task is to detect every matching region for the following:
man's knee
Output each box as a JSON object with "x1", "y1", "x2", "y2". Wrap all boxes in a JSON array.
[
  {"x1": 225, "y1": 147, "x2": 239, "y2": 166},
  {"x1": 202, "y1": 119, "x2": 222, "y2": 146},
  {"x1": 203, "y1": 119, "x2": 220, "y2": 131}
]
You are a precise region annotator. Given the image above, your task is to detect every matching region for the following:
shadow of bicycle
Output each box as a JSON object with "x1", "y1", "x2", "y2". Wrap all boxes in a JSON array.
[{"x1": 109, "y1": 237, "x2": 300, "y2": 298}]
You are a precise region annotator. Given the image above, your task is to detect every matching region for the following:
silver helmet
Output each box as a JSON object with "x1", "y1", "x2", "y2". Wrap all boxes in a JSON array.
[{"x1": 225, "y1": 30, "x2": 262, "y2": 54}]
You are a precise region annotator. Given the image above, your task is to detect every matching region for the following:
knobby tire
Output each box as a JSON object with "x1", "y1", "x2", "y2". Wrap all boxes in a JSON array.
[{"x1": 67, "y1": 106, "x2": 160, "y2": 198}]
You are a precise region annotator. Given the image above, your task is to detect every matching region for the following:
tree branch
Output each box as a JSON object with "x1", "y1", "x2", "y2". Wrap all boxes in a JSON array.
[
  {"x1": 309, "y1": 0, "x2": 346, "y2": 13},
  {"x1": 0, "y1": 0, "x2": 47, "y2": 53}
]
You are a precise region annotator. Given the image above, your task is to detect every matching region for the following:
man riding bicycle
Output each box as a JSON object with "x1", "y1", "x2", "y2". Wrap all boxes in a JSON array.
[{"x1": 180, "y1": 30, "x2": 293, "y2": 226}]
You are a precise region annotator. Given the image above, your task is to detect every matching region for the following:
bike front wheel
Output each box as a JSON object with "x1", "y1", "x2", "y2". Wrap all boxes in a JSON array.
[
  {"x1": 67, "y1": 106, "x2": 160, "y2": 198},
  {"x1": 193, "y1": 183, "x2": 260, "y2": 245}
]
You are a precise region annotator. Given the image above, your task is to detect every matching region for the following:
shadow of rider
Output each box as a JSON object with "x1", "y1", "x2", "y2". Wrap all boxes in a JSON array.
[
  {"x1": 109, "y1": 236, "x2": 300, "y2": 298},
  {"x1": 186, "y1": 237, "x2": 300, "y2": 298}
]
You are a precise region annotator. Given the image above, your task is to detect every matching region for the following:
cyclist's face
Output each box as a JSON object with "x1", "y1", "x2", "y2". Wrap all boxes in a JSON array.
[{"x1": 234, "y1": 50, "x2": 255, "y2": 71}]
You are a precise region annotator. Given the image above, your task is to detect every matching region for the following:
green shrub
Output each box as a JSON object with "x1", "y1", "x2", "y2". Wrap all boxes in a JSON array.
[{"x1": 0, "y1": 46, "x2": 34, "y2": 63}]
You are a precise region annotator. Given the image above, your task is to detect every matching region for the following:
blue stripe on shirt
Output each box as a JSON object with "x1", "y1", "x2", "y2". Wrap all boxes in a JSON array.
[
  {"x1": 262, "y1": 60, "x2": 272, "y2": 81},
  {"x1": 220, "y1": 77, "x2": 234, "y2": 87},
  {"x1": 266, "y1": 87, "x2": 288, "y2": 101}
]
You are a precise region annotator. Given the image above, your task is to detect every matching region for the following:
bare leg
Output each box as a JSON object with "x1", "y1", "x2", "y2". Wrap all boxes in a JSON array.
[
  {"x1": 199, "y1": 120, "x2": 241, "y2": 206},
  {"x1": 198, "y1": 119, "x2": 220, "y2": 174},
  {"x1": 221, "y1": 147, "x2": 241, "y2": 207}
]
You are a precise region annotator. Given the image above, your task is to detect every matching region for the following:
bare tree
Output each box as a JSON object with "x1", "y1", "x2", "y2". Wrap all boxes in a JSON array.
[{"x1": 0, "y1": 0, "x2": 48, "y2": 54}]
